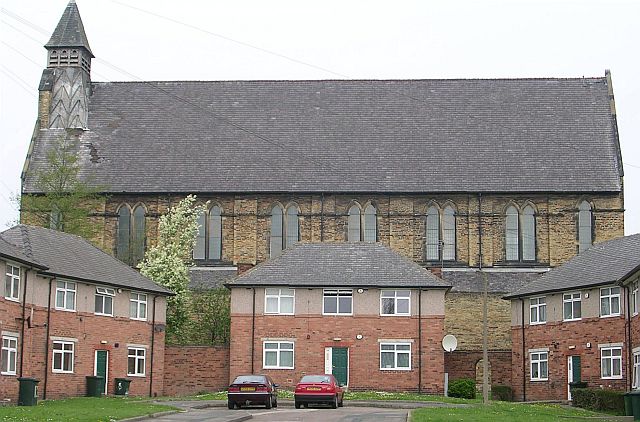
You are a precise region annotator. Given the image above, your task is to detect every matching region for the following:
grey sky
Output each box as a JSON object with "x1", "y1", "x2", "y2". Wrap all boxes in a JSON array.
[{"x1": 1, "y1": 0, "x2": 638, "y2": 234}]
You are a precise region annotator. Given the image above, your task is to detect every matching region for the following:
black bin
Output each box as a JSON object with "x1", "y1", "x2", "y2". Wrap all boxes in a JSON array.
[
  {"x1": 86, "y1": 375, "x2": 104, "y2": 397},
  {"x1": 115, "y1": 378, "x2": 132, "y2": 396},
  {"x1": 629, "y1": 390, "x2": 640, "y2": 420},
  {"x1": 17, "y1": 377, "x2": 39, "y2": 406}
]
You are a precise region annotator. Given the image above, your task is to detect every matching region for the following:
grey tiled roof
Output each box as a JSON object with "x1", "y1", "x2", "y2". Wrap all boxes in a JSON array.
[
  {"x1": 229, "y1": 242, "x2": 451, "y2": 289},
  {"x1": 45, "y1": 1, "x2": 93, "y2": 56},
  {"x1": 505, "y1": 234, "x2": 640, "y2": 299},
  {"x1": 23, "y1": 77, "x2": 621, "y2": 194},
  {"x1": 443, "y1": 270, "x2": 544, "y2": 294},
  {"x1": 189, "y1": 267, "x2": 237, "y2": 290},
  {"x1": 0, "y1": 225, "x2": 171, "y2": 295},
  {"x1": 0, "y1": 235, "x2": 45, "y2": 268}
]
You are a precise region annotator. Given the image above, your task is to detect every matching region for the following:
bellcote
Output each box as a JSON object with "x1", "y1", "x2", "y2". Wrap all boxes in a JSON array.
[{"x1": 45, "y1": 0, "x2": 94, "y2": 74}]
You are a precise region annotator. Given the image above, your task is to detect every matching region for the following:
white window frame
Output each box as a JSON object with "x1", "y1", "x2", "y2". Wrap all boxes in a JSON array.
[
  {"x1": 52, "y1": 341, "x2": 74, "y2": 373},
  {"x1": 95, "y1": 287, "x2": 116, "y2": 316},
  {"x1": 1, "y1": 335, "x2": 18, "y2": 375},
  {"x1": 379, "y1": 342, "x2": 412, "y2": 371},
  {"x1": 264, "y1": 288, "x2": 295, "y2": 315},
  {"x1": 127, "y1": 347, "x2": 146, "y2": 377},
  {"x1": 263, "y1": 341, "x2": 294, "y2": 369},
  {"x1": 322, "y1": 289, "x2": 353, "y2": 316},
  {"x1": 55, "y1": 280, "x2": 76, "y2": 311},
  {"x1": 600, "y1": 287, "x2": 621, "y2": 318},
  {"x1": 4, "y1": 264, "x2": 20, "y2": 301},
  {"x1": 633, "y1": 282, "x2": 639, "y2": 317},
  {"x1": 530, "y1": 350, "x2": 548, "y2": 381},
  {"x1": 380, "y1": 290, "x2": 411, "y2": 316},
  {"x1": 601, "y1": 346, "x2": 623, "y2": 379},
  {"x1": 130, "y1": 292, "x2": 147, "y2": 321},
  {"x1": 633, "y1": 351, "x2": 640, "y2": 389},
  {"x1": 529, "y1": 296, "x2": 546, "y2": 325},
  {"x1": 563, "y1": 292, "x2": 582, "y2": 321}
]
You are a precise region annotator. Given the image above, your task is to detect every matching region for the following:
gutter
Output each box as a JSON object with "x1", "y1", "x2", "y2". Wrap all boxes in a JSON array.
[{"x1": 504, "y1": 279, "x2": 621, "y2": 301}]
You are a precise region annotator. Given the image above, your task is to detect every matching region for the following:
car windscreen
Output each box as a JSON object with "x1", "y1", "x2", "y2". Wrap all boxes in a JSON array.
[
  {"x1": 300, "y1": 375, "x2": 331, "y2": 383},
  {"x1": 233, "y1": 375, "x2": 266, "y2": 384}
]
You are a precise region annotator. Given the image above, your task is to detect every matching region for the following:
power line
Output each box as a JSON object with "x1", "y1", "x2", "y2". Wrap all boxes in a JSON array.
[{"x1": 0, "y1": 68, "x2": 37, "y2": 97}]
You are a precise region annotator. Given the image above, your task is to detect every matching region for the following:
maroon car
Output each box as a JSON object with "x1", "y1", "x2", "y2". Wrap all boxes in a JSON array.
[
  {"x1": 227, "y1": 374, "x2": 278, "y2": 409},
  {"x1": 294, "y1": 374, "x2": 344, "y2": 409}
]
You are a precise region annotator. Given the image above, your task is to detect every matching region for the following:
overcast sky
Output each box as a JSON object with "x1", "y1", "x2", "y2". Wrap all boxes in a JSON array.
[{"x1": 1, "y1": 0, "x2": 638, "y2": 235}]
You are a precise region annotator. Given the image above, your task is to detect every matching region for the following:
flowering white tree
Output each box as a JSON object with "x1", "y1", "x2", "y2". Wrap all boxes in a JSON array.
[{"x1": 139, "y1": 195, "x2": 208, "y2": 338}]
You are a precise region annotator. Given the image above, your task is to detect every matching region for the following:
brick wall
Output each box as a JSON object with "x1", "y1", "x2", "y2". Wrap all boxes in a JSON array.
[
  {"x1": 163, "y1": 346, "x2": 230, "y2": 396},
  {"x1": 445, "y1": 350, "x2": 512, "y2": 388},
  {"x1": 511, "y1": 316, "x2": 627, "y2": 401}
]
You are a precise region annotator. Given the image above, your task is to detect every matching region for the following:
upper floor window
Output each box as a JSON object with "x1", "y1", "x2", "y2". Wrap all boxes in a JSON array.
[
  {"x1": 348, "y1": 203, "x2": 377, "y2": 242},
  {"x1": 95, "y1": 287, "x2": 115, "y2": 316},
  {"x1": 578, "y1": 201, "x2": 593, "y2": 253},
  {"x1": 194, "y1": 206, "x2": 223, "y2": 261},
  {"x1": 529, "y1": 296, "x2": 546, "y2": 325},
  {"x1": 55, "y1": 281, "x2": 76, "y2": 311},
  {"x1": 633, "y1": 282, "x2": 639, "y2": 316},
  {"x1": 380, "y1": 290, "x2": 410, "y2": 316},
  {"x1": 5, "y1": 264, "x2": 20, "y2": 301},
  {"x1": 270, "y1": 204, "x2": 299, "y2": 258},
  {"x1": 563, "y1": 292, "x2": 582, "y2": 321},
  {"x1": 265, "y1": 288, "x2": 295, "y2": 315},
  {"x1": 600, "y1": 287, "x2": 620, "y2": 317},
  {"x1": 323, "y1": 289, "x2": 353, "y2": 315},
  {"x1": 116, "y1": 204, "x2": 146, "y2": 266},
  {"x1": 505, "y1": 205, "x2": 536, "y2": 262},
  {"x1": 425, "y1": 205, "x2": 456, "y2": 261},
  {"x1": 130, "y1": 292, "x2": 147, "y2": 320}
]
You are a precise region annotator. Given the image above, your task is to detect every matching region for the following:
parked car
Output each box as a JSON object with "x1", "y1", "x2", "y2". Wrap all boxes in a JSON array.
[
  {"x1": 227, "y1": 374, "x2": 278, "y2": 409},
  {"x1": 294, "y1": 374, "x2": 344, "y2": 409}
]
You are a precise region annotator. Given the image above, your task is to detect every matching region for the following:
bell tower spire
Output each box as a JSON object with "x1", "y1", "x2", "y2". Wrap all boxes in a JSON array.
[{"x1": 39, "y1": 0, "x2": 93, "y2": 129}]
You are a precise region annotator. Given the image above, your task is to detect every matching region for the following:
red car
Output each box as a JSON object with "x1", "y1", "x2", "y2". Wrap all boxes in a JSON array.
[
  {"x1": 294, "y1": 374, "x2": 344, "y2": 409},
  {"x1": 227, "y1": 374, "x2": 278, "y2": 409}
]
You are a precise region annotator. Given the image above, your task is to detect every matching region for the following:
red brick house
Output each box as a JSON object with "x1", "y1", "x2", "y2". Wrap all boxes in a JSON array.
[
  {"x1": 505, "y1": 234, "x2": 640, "y2": 401},
  {"x1": 0, "y1": 225, "x2": 172, "y2": 402},
  {"x1": 227, "y1": 242, "x2": 451, "y2": 393}
]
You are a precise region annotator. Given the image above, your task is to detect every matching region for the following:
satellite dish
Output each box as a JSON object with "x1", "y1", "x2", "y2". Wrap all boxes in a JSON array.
[{"x1": 442, "y1": 334, "x2": 458, "y2": 352}]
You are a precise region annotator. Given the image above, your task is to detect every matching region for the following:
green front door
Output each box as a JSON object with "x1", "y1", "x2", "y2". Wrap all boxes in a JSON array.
[
  {"x1": 571, "y1": 356, "x2": 581, "y2": 382},
  {"x1": 332, "y1": 348, "x2": 348, "y2": 386},
  {"x1": 95, "y1": 350, "x2": 108, "y2": 395}
]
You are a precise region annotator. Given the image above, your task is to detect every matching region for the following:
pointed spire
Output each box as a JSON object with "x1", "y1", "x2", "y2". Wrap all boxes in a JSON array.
[{"x1": 45, "y1": 0, "x2": 93, "y2": 58}]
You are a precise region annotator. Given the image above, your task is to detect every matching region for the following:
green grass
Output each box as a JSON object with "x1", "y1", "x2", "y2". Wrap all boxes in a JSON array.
[
  {"x1": 0, "y1": 397, "x2": 177, "y2": 421},
  {"x1": 410, "y1": 401, "x2": 610, "y2": 421}
]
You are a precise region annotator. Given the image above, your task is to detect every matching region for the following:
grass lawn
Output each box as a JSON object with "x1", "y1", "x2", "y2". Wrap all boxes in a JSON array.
[
  {"x1": 0, "y1": 397, "x2": 177, "y2": 422},
  {"x1": 411, "y1": 401, "x2": 610, "y2": 421}
]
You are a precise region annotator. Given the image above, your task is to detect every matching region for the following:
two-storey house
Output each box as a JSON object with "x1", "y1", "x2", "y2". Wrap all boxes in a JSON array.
[
  {"x1": 0, "y1": 225, "x2": 172, "y2": 401},
  {"x1": 227, "y1": 242, "x2": 450, "y2": 392},
  {"x1": 505, "y1": 234, "x2": 640, "y2": 401}
]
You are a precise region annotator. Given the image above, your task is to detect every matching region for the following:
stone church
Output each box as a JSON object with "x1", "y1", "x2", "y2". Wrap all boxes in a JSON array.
[{"x1": 21, "y1": 1, "x2": 625, "y2": 387}]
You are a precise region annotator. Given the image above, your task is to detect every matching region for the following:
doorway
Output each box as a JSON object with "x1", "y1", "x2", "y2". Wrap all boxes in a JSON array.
[
  {"x1": 568, "y1": 355, "x2": 581, "y2": 400},
  {"x1": 324, "y1": 347, "x2": 349, "y2": 387},
  {"x1": 94, "y1": 350, "x2": 108, "y2": 395}
]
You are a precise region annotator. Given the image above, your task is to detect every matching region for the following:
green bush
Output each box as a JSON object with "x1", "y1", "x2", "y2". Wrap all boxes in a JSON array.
[
  {"x1": 571, "y1": 388, "x2": 625, "y2": 414},
  {"x1": 491, "y1": 385, "x2": 513, "y2": 401},
  {"x1": 448, "y1": 378, "x2": 476, "y2": 399}
]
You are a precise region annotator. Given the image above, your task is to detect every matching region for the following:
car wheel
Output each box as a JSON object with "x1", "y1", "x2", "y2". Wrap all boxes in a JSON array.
[
  {"x1": 265, "y1": 395, "x2": 272, "y2": 409},
  {"x1": 295, "y1": 401, "x2": 301, "y2": 409},
  {"x1": 227, "y1": 401, "x2": 234, "y2": 410},
  {"x1": 331, "y1": 395, "x2": 338, "y2": 409}
]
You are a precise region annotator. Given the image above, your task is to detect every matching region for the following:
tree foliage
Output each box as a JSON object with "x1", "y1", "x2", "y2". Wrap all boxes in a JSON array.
[
  {"x1": 138, "y1": 195, "x2": 208, "y2": 341},
  {"x1": 178, "y1": 288, "x2": 230, "y2": 346},
  {"x1": 19, "y1": 134, "x2": 103, "y2": 239}
]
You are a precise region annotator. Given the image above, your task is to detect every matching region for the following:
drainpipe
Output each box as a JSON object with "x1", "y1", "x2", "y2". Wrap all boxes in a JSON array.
[
  {"x1": 251, "y1": 287, "x2": 256, "y2": 373},
  {"x1": 521, "y1": 298, "x2": 526, "y2": 401},
  {"x1": 43, "y1": 278, "x2": 54, "y2": 400},
  {"x1": 626, "y1": 286, "x2": 632, "y2": 391},
  {"x1": 19, "y1": 268, "x2": 30, "y2": 377},
  {"x1": 418, "y1": 288, "x2": 422, "y2": 393},
  {"x1": 149, "y1": 295, "x2": 156, "y2": 397}
]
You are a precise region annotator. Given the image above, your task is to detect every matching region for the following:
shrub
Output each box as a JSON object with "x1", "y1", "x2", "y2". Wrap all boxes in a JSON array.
[
  {"x1": 448, "y1": 378, "x2": 476, "y2": 399},
  {"x1": 571, "y1": 388, "x2": 625, "y2": 414},
  {"x1": 491, "y1": 385, "x2": 513, "y2": 401}
]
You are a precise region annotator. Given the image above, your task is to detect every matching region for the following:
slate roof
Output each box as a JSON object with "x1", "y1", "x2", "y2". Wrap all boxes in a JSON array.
[
  {"x1": 0, "y1": 235, "x2": 45, "y2": 269},
  {"x1": 228, "y1": 242, "x2": 451, "y2": 288},
  {"x1": 23, "y1": 77, "x2": 622, "y2": 194},
  {"x1": 0, "y1": 225, "x2": 172, "y2": 295},
  {"x1": 504, "y1": 234, "x2": 640, "y2": 299},
  {"x1": 45, "y1": 0, "x2": 93, "y2": 56},
  {"x1": 189, "y1": 267, "x2": 237, "y2": 290},
  {"x1": 443, "y1": 270, "x2": 545, "y2": 294}
]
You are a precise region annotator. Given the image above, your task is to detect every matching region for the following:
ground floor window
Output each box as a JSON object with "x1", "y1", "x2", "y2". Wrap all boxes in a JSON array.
[
  {"x1": 1, "y1": 336, "x2": 18, "y2": 375},
  {"x1": 530, "y1": 351, "x2": 548, "y2": 381},
  {"x1": 127, "y1": 347, "x2": 146, "y2": 376},
  {"x1": 601, "y1": 346, "x2": 622, "y2": 379},
  {"x1": 633, "y1": 352, "x2": 640, "y2": 389},
  {"x1": 263, "y1": 341, "x2": 294, "y2": 369},
  {"x1": 380, "y1": 342, "x2": 411, "y2": 370},
  {"x1": 52, "y1": 341, "x2": 74, "y2": 373}
]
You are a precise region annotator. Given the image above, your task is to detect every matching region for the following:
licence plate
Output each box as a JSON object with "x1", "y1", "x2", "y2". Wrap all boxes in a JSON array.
[
  {"x1": 240, "y1": 387, "x2": 255, "y2": 392},
  {"x1": 307, "y1": 387, "x2": 321, "y2": 391}
]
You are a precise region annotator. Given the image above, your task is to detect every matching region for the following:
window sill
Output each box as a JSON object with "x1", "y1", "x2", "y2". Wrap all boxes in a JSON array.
[
  {"x1": 263, "y1": 367, "x2": 294, "y2": 370},
  {"x1": 264, "y1": 312, "x2": 295, "y2": 316},
  {"x1": 322, "y1": 313, "x2": 353, "y2": 317},
  {"x1": 602, "y1": 376, "x2": 623, "y2": 380},
  {"x1": 52, "y1": 370, "x2": 74, "y2": 374},
  {"x1": 563, "y1": 318, "x2": 582, "y2": 323},
  {"x1": 95, "y1": 313, "x2": 114, "y2": 317},
  {"x1": 530, "y1": 378, "x2": 548, "y2": 382},
  {"x1": 54, "y1": 308, "x2": 76, "y2": 313},
  {"x1": 130, "y1": 317, "x2": 147, "y2": 322},
  {"x1": 380, "y1": 314, "x2": 411, "y2": 317},
  {"x1": 4, "y1": 297, "x2": 19, "y2": 303},
  {"x1": 1, "y1": 372, "x2": 16, "y2": 376},
  {"x1": 127, "y1": 373, "x2": 146, "y2": 378},
  {"x1": 600, "y1": 314, "x2": 622, "y2": 319},
  {"x1": 529, "y1": 321, "x2": 547, "y2": 326},
  {"x1": 380, "y1": 368, "x2": 411, "y2": 371}
]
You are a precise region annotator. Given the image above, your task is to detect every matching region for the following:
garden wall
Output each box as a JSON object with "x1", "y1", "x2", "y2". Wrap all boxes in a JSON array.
[{"x1": 163, "y1": 346, "x2": 230, "y2": 396}]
